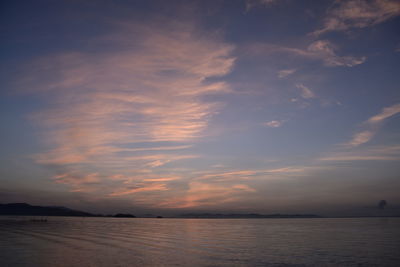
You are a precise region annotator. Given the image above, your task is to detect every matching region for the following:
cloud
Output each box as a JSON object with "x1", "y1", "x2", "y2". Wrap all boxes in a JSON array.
[
  {"x1": 320, "y1": 155, "x2": 396, "y2": 161},
  {"x1": 53, "y1": 173, "x2": 101, "y2": 193},
  {"x1": 264, "y1": 120, "x2": 284, "y2": 128},
  {"x1": 315, "y1": 104, "x2": 400, "y2": 164},
  {"x1": 278, "y1": 68, "x2": 296, "y2": 78},
  {"x1": 367, "y1": 103, "x2": 400, "y2": 123},
  {"x1": 159, "y1": 181, "x2": 256, "y2": 208},
  {"x1": 306, "y1": 40, "x2": 366, "y2": 67},
  {"x1": 314, "y1": 0, "x2": 400, "y2": 35},
  {"x1": 247, "y1": 40, "x2": 366, "y2": 67},
  {"x1": 109, "y1": 183, "x2": 168, "y2": 196},
  {"x1": 143, "y1": 177, "x2": 180, "y2": 182},
  {"x1": 347, "y1": 103, "x2": 400, "y2": 147},
  {"x1": 157, "y1": 166, "x2": 321, "y2": 209},
  {"x1": 22, "y1": 21, "x2": 235, "y2": 198},
  {"x1": 196, "y1": 167, "x2": 309, "y2": 182},
  {"x1": 232, "y1": 184, "x2": 257, "y2": 192},
  {"x1": 198, "y1": 170, "x2": 259, "y2": 181},
  {"x1": 319, "y1": 145, "x2": 400, "y2": 162},
  {"x1": 348, "y1": 130, "x2": 376, "y2": 147},
  {"x1": 296, "y1": 84, "x2": 315, "y2": 99}
]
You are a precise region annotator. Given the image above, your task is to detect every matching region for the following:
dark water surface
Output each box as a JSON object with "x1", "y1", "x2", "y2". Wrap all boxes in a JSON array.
[{"x1": 1, "y1": 217, "x2": 399, "y2": 266}]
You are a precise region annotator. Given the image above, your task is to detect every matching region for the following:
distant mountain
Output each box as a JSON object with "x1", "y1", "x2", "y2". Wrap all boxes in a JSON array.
[
  {"x1": 0, "y1": 203, "x2": 94, "y2": 217},
  {"x1": 179, "y1": 213, "x2": 322, "y2": 219}
]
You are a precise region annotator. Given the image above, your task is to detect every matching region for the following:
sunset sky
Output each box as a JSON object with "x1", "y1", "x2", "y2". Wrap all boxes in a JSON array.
[{"x1": 1, "y1": 0, "x2": 400, "y2": 215}]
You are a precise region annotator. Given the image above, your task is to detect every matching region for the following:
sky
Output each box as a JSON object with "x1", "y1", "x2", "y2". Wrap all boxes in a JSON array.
[{"x1": 1, "y1": 0, "x2": 400, "y2": 216}]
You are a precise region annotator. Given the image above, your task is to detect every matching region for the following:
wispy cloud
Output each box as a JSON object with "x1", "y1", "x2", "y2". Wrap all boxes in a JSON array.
[
  {"x1": 278, "y1": 68, "x2": 296, "y2": 78},
  {"x1": 109, "y1": 183, "x2": 168, "y2": 197},
  {"x1": 347, "y1": 103, "x2": 400, "y2": 147},
  {"x1": 306, "y1": 40, "x2": 366, "y2": 67},
  {"x1": 319, "y1": 145, "x2": 400, "y2": 162},
  {"x1": 248, "y1": 40, "x2": 366, "y2": 67},
  {"x1": 296, "y1": 84, "x2": 315, "y2": 99},
  {"x1": 347, "y1": 131, "x2": 376, "y2": 147},
  {"x1": 53, "y1": 173, "x2": 101, "y2": 193},
  {"x1": 196, "y1": 167, "x2": 309, "y2": 182},
  {"x1": 23, "y1": 21, "x2": 235, "y2": 196},
  {"x1": 314, "y1": 104, "x2": 400, "y2": 164},
  {"x1": 105, "y1": 166, "x2": 301, "y2": 208},
  {"x1": 159, "y1": 181, "x2": 247, "y2": 208},
  {"x1": 313, "y1": 0, "x2": 400, "y2": 35},
  {"x1": 367, "y1": 103, "x2": 400, "y2": 123},
  {"x1": 264, "y1": 120, "x2": 284, "y2": 128},
  {"x1": 157, "y1": 166, "x2": 321, "y2": 208},
  {"x1": 232, "y1": 184, "x2": 257, "y2": 192}
]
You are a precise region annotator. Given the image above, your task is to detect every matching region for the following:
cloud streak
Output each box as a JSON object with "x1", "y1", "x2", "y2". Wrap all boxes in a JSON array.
[
  {"x1": 305, "y1": 40, "x2": 366, "y2": 67},
  {"x1": 264, "y1": 120, "x2": 284, "y2": 128},
  {"x1": 278, "y1": 68, "x2": 296, "y2": 78},
  {"x1": 296, "y1": 84, "x2": 315, "y2": 99},
  {"x1": 157, "y1": 166, "x2": 325, "y2": 209},
  {"x1": 319, "y1": 145, "x2": 400, "y2": 162},
  {"x1": 314, "y1": 0, "x2": 400, "y2": 35},
  {"x1": 247, "y1": 40, "x2": 366, "y2": 67},
  {"x1": 347, "y1": 103, "x2": 400, "y2": 147}
]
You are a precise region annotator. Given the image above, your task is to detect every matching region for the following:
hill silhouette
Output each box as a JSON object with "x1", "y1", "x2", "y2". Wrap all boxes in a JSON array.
[{"x1": 0, "y1": 203, "x2": 94, "y2": 217}]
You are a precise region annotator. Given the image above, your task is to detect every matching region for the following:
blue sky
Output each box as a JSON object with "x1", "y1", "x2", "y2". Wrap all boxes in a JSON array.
[{"x1": 1, "y1": 0, "x2": 400, "y2": 215}]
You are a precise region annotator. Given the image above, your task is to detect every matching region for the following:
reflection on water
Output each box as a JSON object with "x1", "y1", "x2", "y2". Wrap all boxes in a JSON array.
[{"x1": 1, "y1": 217, "x2": 399, "y2": 266}]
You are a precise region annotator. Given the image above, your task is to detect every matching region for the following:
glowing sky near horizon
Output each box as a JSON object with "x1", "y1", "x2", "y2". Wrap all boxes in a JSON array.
[{"x1": 1, "y1": 0, "x2": 400, "y2": 215}]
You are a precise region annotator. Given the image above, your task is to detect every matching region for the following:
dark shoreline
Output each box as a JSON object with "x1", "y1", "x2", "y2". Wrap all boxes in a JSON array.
[
  {"x1": 2, "y1": 203, "x2": 399, "y2": 219},
  {"x1": 1, "y1": 214, "x2": 400, "y2": 220}
]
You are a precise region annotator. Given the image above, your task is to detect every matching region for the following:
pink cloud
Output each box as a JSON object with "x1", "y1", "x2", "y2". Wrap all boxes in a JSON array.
[
  {"x1": 313, "y1": 0, "x2": 400, "y2": 35},
  {"x1": 347, "y1": 103, "x2": 400, "y2": 147},
  {"x1": 109, "y1": 183, "x2": 169, "y2": 197},
  {"x1": 21, "y1": 20, "x2": 236, "y2": 204},
  {"x1": 25, "y1": 22, "x2": 233, "y2": 167}
]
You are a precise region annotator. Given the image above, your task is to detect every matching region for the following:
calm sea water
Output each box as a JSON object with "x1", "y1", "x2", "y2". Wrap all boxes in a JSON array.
[{"x1": 0, "y1": 217, "x2": 399, "y2": 266}]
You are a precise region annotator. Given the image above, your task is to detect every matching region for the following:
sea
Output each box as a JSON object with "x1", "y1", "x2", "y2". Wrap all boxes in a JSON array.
[{"x1": 0, "y1": 217, "x2": 399, "y2": 266}]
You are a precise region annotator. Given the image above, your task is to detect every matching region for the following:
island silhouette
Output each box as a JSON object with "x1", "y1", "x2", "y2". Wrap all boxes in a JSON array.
[
  {"x1": 2, "y1": 202, "x2": 399, "y2": 219},
  {"x1": 0, "y1": 203, "x2": 321, "y2": 218},
  {"x1": 0, "y1": 203, "x2": 137, "y2": 218}
]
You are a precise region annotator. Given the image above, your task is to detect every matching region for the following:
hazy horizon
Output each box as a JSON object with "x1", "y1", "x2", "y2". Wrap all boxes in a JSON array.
[{"x1": 1, "y1": 0, "x2": 400, "y2": 216}]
